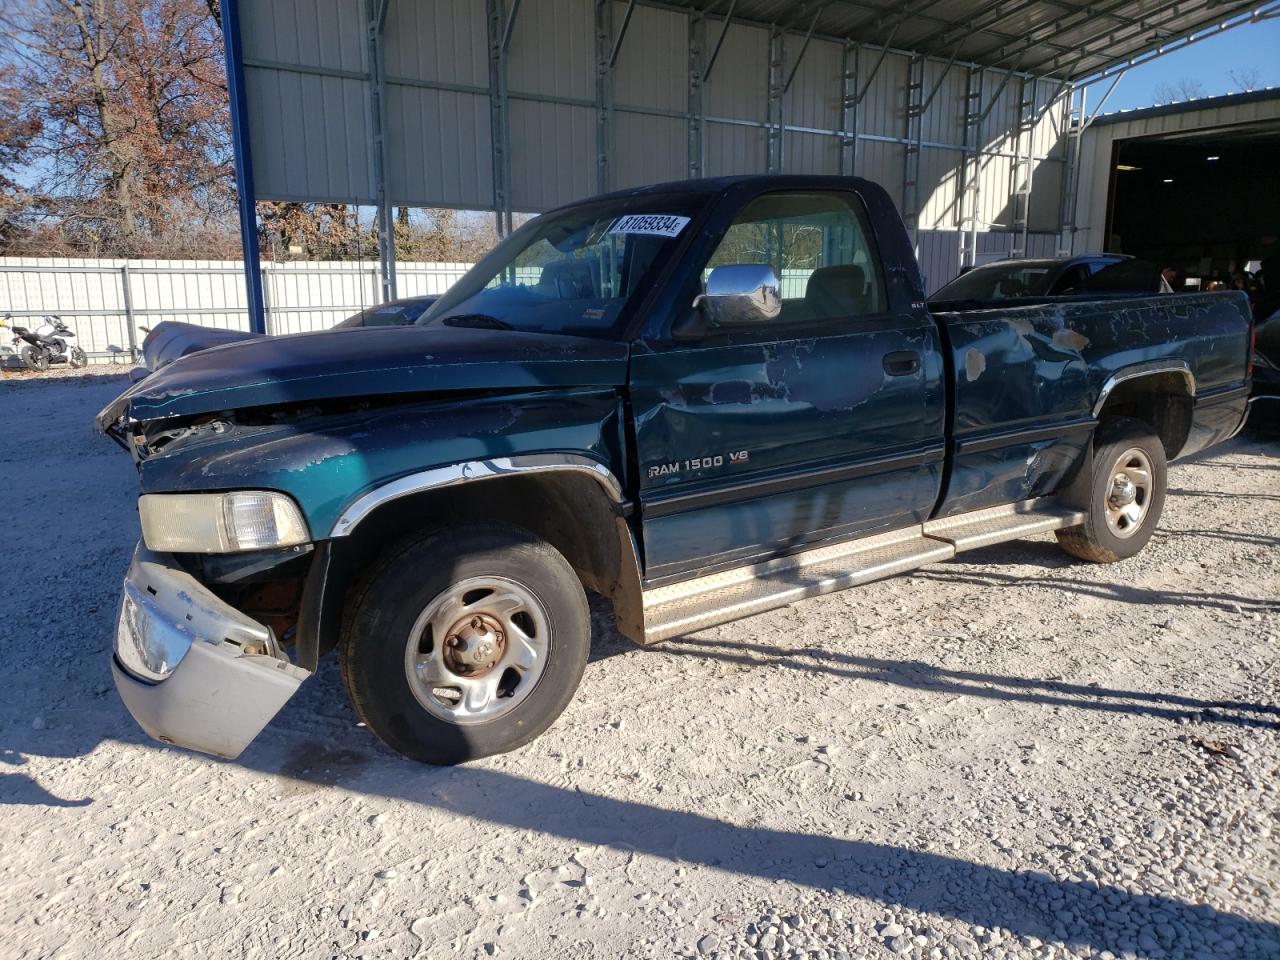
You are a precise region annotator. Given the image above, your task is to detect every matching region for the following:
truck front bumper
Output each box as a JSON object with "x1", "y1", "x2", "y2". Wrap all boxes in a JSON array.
[{"x1": 112, "y1": 545, "x2": 310, "y2": 760}]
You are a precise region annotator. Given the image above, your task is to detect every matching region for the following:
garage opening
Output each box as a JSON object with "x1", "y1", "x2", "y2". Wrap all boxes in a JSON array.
[{"x1": 1105, "y1": 121, "x2": 1280, "y2": 288}]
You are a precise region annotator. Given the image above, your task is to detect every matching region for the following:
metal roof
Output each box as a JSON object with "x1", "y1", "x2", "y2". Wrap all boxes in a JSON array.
[{"x1": 668, "y1": 0, "x2": 1280, "y2": 82}]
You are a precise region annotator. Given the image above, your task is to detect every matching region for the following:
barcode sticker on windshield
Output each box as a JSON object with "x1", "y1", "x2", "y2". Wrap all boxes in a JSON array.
[{"x1": 609, "y1": 214, "x2": 690, "y2": 237}]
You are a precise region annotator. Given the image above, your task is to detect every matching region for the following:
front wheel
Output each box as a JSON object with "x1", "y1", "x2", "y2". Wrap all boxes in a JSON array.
[
  {"x1": 1056, "y1": 416, "x2": 1167, "y2": 563},
  {"x1": 69, "y1": 346, "x2": 88, "y2": 368},
  {"x1": 20, "y1": 345, "x2": 48, "y2": 372},
  {"x1": 340, "y1": 523, "x2": 591, "y2": 764}
]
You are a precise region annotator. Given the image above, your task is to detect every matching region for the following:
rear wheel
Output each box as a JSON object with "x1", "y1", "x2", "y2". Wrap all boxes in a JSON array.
[
  {"x1": 340, "y1": 523, "x2": 590, "y2": 764},
  {"x1": 1056, "y1": 416, "x2": 1167, "y2": 563},
  {"x1": 20, "y1": 345, "x2": 48, "y2": 372}
]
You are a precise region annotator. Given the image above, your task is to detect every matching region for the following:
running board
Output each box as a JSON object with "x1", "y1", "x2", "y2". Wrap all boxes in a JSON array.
[
  {"x1": 642, "y1": 527, "x2": 954, "y2": 643},
  {"x1": 921, "y1": 499, "x2": 1085, "y2": 552},
  {"x1": 640, "y1": 498, "x2": 1085, "y2": 643}
]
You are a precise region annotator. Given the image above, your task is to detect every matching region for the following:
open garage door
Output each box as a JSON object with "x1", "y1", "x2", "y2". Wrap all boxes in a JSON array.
[{"x1": 1103, "y1": 118, "x2": 1280, "y2": 286}]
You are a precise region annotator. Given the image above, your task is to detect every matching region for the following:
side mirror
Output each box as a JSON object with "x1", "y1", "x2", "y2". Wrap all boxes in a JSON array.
[{"x1": 694, "y1": 264, "x2": 782, "y2": 327}]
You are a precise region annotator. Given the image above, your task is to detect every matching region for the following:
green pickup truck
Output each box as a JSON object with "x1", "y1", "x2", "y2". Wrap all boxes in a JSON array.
[{"x1": 97, "y1": 175, "x2": 1254, "y2": 765}]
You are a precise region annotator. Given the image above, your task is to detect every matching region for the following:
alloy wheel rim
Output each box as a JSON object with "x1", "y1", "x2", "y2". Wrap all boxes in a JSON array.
[
  {"x1": 403, "y1": 575, "x2": 550, "y2": 724},
  {"x1": 1103, "y1": 446, "x2": 1153, "y2": 539}
]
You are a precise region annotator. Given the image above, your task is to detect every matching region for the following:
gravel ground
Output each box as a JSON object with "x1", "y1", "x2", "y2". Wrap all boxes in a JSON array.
[{"x1": 1, "y1": 375, "x2": 1278, "y2": 960}]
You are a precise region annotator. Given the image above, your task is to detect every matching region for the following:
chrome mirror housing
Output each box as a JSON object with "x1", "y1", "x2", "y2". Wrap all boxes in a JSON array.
[{"x1": 695, "y1": 264, "x2": 782, "y2": 327}]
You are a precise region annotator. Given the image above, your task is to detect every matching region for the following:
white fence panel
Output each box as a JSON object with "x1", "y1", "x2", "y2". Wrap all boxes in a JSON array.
[{"x1": 0, "y1": 258, "x2": 476, "y2": 365}]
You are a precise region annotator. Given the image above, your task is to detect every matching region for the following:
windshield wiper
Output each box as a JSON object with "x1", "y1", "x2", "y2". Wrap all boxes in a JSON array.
[{"x1": 441, "y1": 313, "x2": 512, "y2": 331}]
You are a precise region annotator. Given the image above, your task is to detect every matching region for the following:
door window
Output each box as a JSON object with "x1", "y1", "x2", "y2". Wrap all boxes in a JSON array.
[{"x1": 703, "y1": 192, "x2": 886, "y2": 323}]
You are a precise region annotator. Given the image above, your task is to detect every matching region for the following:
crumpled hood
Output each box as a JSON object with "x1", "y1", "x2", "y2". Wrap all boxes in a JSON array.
[{"x1": 96, "y1": 325, "x2": 630, "y2": 428}]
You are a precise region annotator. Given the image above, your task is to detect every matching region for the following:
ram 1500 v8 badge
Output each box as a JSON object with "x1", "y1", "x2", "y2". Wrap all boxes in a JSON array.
[{"x1": 96, "y1": 176, "x2": 1254, "y2": 764}]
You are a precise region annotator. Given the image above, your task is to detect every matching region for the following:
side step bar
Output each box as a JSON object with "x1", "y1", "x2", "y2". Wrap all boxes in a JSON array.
[{"x1": 641, "y1": 499, "x2": 1084, "y2": 643}]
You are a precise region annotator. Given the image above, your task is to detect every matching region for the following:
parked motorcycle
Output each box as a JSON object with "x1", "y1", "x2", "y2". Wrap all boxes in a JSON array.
[{"x1": 5, "y1": 314, "x2": 87, "y2": 371}]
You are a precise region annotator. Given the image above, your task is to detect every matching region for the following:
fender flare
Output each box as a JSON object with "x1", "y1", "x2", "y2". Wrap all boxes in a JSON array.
[
  {"x1": 328, "y1": 453, "x2": 626, "y2": 538},
  {"x1": 1092, "y1": 360, "x2": 1195, "y2": 418}
]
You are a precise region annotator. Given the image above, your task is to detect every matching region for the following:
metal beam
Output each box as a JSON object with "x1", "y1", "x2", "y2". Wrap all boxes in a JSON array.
[
  {"x1": 1060, "y1": 1, "x2": 1279, "y2": 83},
  {"x1": 839, "y1": 40, "x2": 859, "y2": 176},
  {"x1": 1010, "y1": 76, "x2": 1036, "y2": 257},
  {"x1": 901, "y1": 53, "x2": 925, "y2": 249},
  {"x1": 781, "y1": 9, "x2": 821, "y2": 94},
  {"x1": 366, "y1": 0, "x2": 395, "y2": 302},
  {"x1": 219, "y1": 0, "x2": 266, "y2": 335},
  {"x1": 689, "y1": 8, "x2": 707, "y2": 176},
  {"x1": 595, "y1": 0, "x2": 615, "y2": 193},
  {"x1": 701, "y1": 0, "x2": 737, "y2": 83},
  {"x1": 765, "y1": 24, "x2": 784, "y2": 173},
  {"x1": 487, "y1": 0, "x2": 515, "y2": 236},
  {"x1": 958, "y1": 64, "x2": 984, "y2": 268},
  {"x1": 608, "y1": 0, "x2": 638, "y2": 67}
]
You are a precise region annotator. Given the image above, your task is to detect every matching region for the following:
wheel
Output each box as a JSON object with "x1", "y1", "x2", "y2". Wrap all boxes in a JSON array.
[
  {"x1": 69, "y1": 346, "x2": 87, "y2": 368},
  {"x1": 20, "y1": 345, "x2": 48, "y2": 371},
  {"x1": 1056, "y1": 416, "x2": 1167, "y2": 563},
  {"x1": 340, "y1": 522, "x2": 591, "y2": 764}
]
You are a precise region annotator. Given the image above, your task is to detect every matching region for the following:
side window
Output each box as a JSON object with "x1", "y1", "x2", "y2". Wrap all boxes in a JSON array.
[{"x1": 704, "y1": 191, "x2": 886, "y2": 323}]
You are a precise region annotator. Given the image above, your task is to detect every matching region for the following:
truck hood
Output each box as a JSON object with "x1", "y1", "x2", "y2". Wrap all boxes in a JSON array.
[{"x1": 96, "y1": 325, "x2": 631, "y2": 428}]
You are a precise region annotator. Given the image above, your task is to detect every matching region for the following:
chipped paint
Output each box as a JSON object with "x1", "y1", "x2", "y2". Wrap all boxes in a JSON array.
[{"x1": 964, "y1": 348, "x2": 986, "y2": 381}]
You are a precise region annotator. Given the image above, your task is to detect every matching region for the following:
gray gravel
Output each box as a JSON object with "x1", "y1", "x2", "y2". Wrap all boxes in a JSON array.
[{"x1": 1, "y1": 375, "x2": 1277, "y2": 960}]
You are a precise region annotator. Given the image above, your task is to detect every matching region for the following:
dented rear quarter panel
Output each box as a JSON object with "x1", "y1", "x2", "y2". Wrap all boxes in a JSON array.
[
  {"x1": 137, "y1": 388, "x2": 628, "y2": 539},
  {"x1": 933, "y1": 291, "x2": 1252, "y2": 515}
]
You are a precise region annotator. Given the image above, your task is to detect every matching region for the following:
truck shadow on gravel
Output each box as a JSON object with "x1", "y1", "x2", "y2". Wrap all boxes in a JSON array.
[
  {"x1": 663, "y1": 637, "x2": 1280, "y2": 730},
  {"x1": 908, "y1": 542, "x2": 1278, "y2": 618}
]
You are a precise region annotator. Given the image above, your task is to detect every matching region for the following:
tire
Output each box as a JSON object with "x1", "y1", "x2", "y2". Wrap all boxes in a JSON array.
[
  {"x1": 1055, "y1": 416, "x2": 1167, "y2": 563},
  {"x1": 69, "y1": 346, "x2": 87, "y2": 368},
  {"x1": 20, "y1": 345, "x2": 48, "y2": 372},
  {"x1": 340, "y1": 522, "x2": 590, "y2": 764}
]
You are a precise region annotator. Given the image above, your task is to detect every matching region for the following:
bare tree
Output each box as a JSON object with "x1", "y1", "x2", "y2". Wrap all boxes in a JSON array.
[
  {"x1": 1152, "y1": 78, "x2": 1207, "y2": 104},
  {"x1": 1227, "y1": 67, "x2": 1263, "y2": 93}
]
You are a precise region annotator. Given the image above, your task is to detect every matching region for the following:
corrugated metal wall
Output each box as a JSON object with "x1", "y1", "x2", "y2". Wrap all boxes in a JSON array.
[
  {"x1": 239, "y1": 0, "x2": 1074, "y2": 291},
  {"x1": 1071, "y1": 94, "x2": 1280, "y2": 254}
]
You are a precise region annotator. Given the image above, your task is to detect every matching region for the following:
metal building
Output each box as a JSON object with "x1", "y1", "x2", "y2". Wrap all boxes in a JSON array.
[
  {"x1": 1069, "y1": 87, "x2": 1280, "y2": 273},
  {"x1": 220, "y1": 0, "x2": 1280, "y2": 329}
]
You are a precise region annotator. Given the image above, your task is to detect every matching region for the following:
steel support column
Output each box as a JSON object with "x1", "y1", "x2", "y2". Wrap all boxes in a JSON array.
[
  {"x1": 958, "y1": 65, "x2": 984, "y2": 268},
  {"x1": 366, "y1": 0, "x2": 396, "y2": 302},
  {"x1": 219, "y1": 0, "x2": 266, "y2": 335},
  {"x1": 1057, "y1": 85, "x2": 1085, "y2": 256},
  {"x1": 765, "y1": 25, "x2": 784, "y2": 173},
  {"x1": 688, "y1": 9, "x2": 706, "y2": 177},
  {"x1": 901, "y1": 54, "x2": 925, "y2": 250},
  {"x1": 487, "y1": 0, "x2": 516, "y2": 237},
  {"x1": 1010, "y1": 76, "x2": 1036, "y2": 258},
  {"x1": 839, "y1": 40, "x2": 860, "y2": 176},
  {"x1": 595, "y1": 0, "x2": 615, "y2": 194}
]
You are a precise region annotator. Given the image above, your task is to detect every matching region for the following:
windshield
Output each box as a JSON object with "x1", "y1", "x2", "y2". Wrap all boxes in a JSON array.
[
  {"x1": 420, "y1": 195, "x2": 706, "y2": 337},
  {"x1": 931, "y1": 261, "x2": 1060, "y2": 302},
  {"x1": 335, "y1": 298, "x2": 437, "y2": 328}
]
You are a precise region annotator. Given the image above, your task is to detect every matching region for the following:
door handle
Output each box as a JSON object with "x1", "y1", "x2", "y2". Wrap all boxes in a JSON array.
[{"x1": 883, "y1": 350, "x2": 920, "y2": 376}]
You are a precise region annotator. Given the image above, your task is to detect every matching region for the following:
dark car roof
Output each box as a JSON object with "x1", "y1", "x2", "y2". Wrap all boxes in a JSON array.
[
  {"x1": 546, "y1": 174, "x2": 885, "y2": 215},
  {"x1": 968, "y1": 254, "x2": 1129, "y2": 271}
]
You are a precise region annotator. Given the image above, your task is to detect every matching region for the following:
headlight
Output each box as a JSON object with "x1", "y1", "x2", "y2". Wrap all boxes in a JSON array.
[{"x1": 138, "y1": 491, "x2": 310, "y2": 553}]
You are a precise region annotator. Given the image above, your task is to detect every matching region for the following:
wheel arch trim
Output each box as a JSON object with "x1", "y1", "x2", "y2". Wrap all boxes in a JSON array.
[
  {"x1": 1092, "y1": 360, "x2": 1195, "y2": 418},
  {"x1": 328, "y1": 454, "x2": 625, "y2": 539}
]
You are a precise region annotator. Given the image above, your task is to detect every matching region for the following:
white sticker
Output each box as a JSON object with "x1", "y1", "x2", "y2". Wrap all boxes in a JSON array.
[{"x1": 609, "y1": 214, "x2": 690, "y2": 238}]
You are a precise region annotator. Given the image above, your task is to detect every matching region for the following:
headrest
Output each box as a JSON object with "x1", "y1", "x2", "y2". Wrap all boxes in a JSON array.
[
  {"x1": 539, "y1": 260, "x2": 595, "y2": 299},
  {"x1": 805, "y1": 264, "x2": 867, "y2": 316}
]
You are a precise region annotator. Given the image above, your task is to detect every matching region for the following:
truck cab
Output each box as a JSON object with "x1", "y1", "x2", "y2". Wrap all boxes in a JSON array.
[{"x1": 97, "y1": 175, "x2": 1254, "y2": 765}]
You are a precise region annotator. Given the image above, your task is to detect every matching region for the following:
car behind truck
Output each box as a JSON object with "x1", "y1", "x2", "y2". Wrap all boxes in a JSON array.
[{"x1": 96, "y1": 175, "x2": 1254, "y2": 765}]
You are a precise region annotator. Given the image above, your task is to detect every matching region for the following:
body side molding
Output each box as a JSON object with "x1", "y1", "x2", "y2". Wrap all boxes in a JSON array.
[
  {"x1": 329, "y1": 454, "x2": 625, "y2": 538},
  {"x1": 1092, "y1": 360, "x2": 1195, "y2": 417}
]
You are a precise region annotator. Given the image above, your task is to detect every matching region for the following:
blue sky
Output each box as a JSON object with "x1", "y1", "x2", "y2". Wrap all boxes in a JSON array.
[{"x1": 1081, "y1": 18, "x2": 1280, "y2": 113}]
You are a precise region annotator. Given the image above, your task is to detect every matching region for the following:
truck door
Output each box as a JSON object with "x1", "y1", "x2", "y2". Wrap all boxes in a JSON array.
[{"x1": 629, "y1": 190, "x2": 946, "y2": 581}]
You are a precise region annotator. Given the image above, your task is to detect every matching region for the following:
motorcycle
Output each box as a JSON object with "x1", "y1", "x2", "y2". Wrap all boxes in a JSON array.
[{"x1": 5, "y1": 314, "x2": 88, "y2": 371}]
